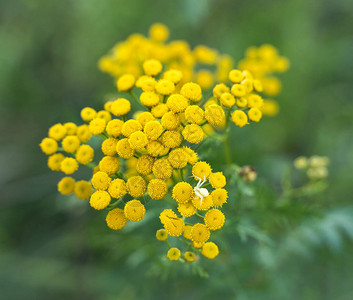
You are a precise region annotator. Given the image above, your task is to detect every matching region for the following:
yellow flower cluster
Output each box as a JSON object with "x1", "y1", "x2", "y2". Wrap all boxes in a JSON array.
[{"x1": 294, "y1": 155, "x2": 329, "y2": 179}]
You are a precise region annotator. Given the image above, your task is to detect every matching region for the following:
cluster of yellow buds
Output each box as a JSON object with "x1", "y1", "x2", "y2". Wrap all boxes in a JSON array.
[
  {"x1": 294, "y1": 155, "x2": 329, "y2": 179},
  {"x1": 40, "y1": 24, "x2": 289, "y2": 263}
]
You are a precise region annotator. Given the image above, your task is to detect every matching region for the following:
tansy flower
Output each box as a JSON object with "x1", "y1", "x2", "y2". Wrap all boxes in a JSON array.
[
  {"x1": 166, "y1": 94, "x2": 189, "y2": 113},
  {"x1": 247, "y1": 94, "x2": 264, "y2": 108},
  {"x1": 99, "y1": 156, "x2": 121, "y2": 176},
  {"x1": 183, "y1": 146, "x2": 198, "y2": 165},
  {"x1": 136, "y1": 111, "x2": 155, "y2": 127},
  {"x1": 143, "y1": 59, "x2": 162, "y2": 76},
  {"x1": 205, "y1": 104, "x2": 226, "y2": 127},
  {"x1": 163, "y1": 69, "x2": 182, "y2": 84},
  {"x1": 192, "y1": 161, "x2": 212, "y2": 179},
  {"x1": 126, "y1": 176, "x2": 146, "y2": 197},
  {"x1": 231, "y1": 83, "x2": 247, "y2": 97},
  {"x1": 211, "y1": 188, "x2": 228, "y2": 207},
  {"x1": 193, "y1": 241, "x2": 205, "y2": 249},
  {"x1": 48, "y1": 153, "x2": 65, "y2": 171},
  {"x1": 155, "y1": 79, "x2": 175, "y2": 95},
  {"x1": 89, "y1": 118, "x2": 106, "y2": 135},
  {"x1": 183, "y1": 225, "x2": 193, "y2": 240},
  {"x1": 64, "y1": 122, "x2": 77, "y2": 135},
  {"x1": 111, "y1": 98, "x2": 131, "y2": 116},
  {"x1": 180, "y1": 82, "x2": 202, "y2": 102},
  {"x1": 80, "y1": 107, "x2": 96, "y2": 122},
  {"x1": 248, "y1": 107, "x2": 262, "y2": 122},
  {"x1": 96, "y1": 110, "x2": 111, "y2": 123},
  {"x1": 184, "y1": 251, "x2": 196, "y2": 262},
  {"x1": 191, "y1": 223, "x2": 210, "y2": 243},
  {"x1": 195, "y1": 70, "x2": 213, "y2": 90},
  {"x1": 144, "y1": 120, "x2": 164, "y2": 140},
  {"x1": 140, "y1": 91, "x2": 160, "y2": 107},
  {"x1": 90, "y1": 191, "x2": 111, "y2": 210},
  {"x1": 253, "y1": 79, "x2": 263, "y2": 92},
  {"x1": 161, "y1": 112, "x2": 180, "y2": 130},
  {"x1": 182, "y1": 124, "x2": 204, "y2": 144},
  {"x1": 128, "y1": 131, "x2": 148, "y2": 150},
  {"x1": 48, "y1": 123, "x2": 67, "y2": 141},
  {"x1": 75, "y1": 144, "x2": 94, "y2": 165},
  {"x1": 149, "y1": 23, "x2": 169, "y2": 42},
  {"x1": 122, "y1": 119, "x2": 142, "y2": 137},
  {"x1": 76, "y1": 124, "x2": 92, "y2": 143},
  {"x1": 156, "y1": 229, "x2": 168, "y2": 241},
  {"x1": 152, "y1": 158, "x2": 173, "y2": 179},
  {"x1": 213, "y1": 83, "x2": 229, "y2": 99},
  {"x1": 231, "y1": 110, "x2": 248, "y2": 127},
  {"x1": 236, "y1": 97, "x2": 248, "y2": 108},
  {"x1": 159, "y1": 209, "x2": 177, "y2": 223},
  {"x1": 204, "y1": 209, "x2": 225, "y2": 230},
  {"x1": 62, "y1": 135, "x2": 80, "y2": 153},
  {"x1": 261, "y1": 100, "x2": 279, "y2": 116},
  {"x1": 163, "y1": 217, "x2": 185, "y2": 237},
  {"x1": 177, "y1": 202, "x2": 196, "y2": 217},
  {"x1": 116, "y1": 138, "x2": 135, "y2": 159},
  {"x1": 136, "y1": 76, "x2": 157, "y2": 92},
  {"x1": 192, "y1": 194, "x2": 213, "y2": 211},
  {"x1": 168, "y1": 148, "x2": 188, "y2": 169},
  {"x1": 116, "y1": 73, "x2": 135, "y2": 92},
  {"x1": 74, "y1": 180, "x2": 92, "y2": 200},
  {"x1": 57, "y1": 177, "x2": 75, "y2": 195},
  {"x1": 60, "y1": 157, "x2": 78, "y2": 175},
  {"x1": 229, "y1": 69, "x2": 244, "y2": 83},
  {"x1": 106, "y1": 119, "x2": 124, "y2": 137},
  {"x1": 148, "y1": 179, "x2": 168, "y2": 200},
  {"x1": 172, "y1": 182, "x2": 194, "y2": 204},
  {"x1": 40, "y1": 138, "x2": 58, "y2": 155},
  {"x1": 104, "y1": 101, "x2": 113, "y2": 112},
  {"x1": 209, "y1": 172, "x2": 226, "y2": 189},
  {"x1": 160, "y1": 130, "x2": 182, "y2": 148},
  {"x1": 167, "y1": 248, "x2": 181, "y2": 261},
  {"x1": 202, "y1": 242, "x2": 219, "y2": 259},
  {"x1": 136, "y1": 155, "x2": 155, "y2": 176},
  {"x1": 220, "y1": 92, "x2": 235, "y2": 108},
  {"x1": 101, "y1": 138, "x2": 118, "y2": 156},
  {"x1": 146, "y1": 140, "x2": 169, "y2": 157},
  {"x1": 108, "y1": 178, "x2": 127, "y2": 199},
  {"x1": 124, "y1": 200, "x2": 146, "y2": 221},
  {"x1": 151, "y1": 103, "x2": 169, "y2": 118},
  {"x1": 91, "y1": 171, "x2": 111, "y2": 191},
  {"x1": 184, "y1": 105, "x2": 204, "y2": 124},
  {"x1": 106, "y1": 208, "x2": 127, "y2": 230},
  {"x1": 242, "y1": 78, "x2": 254, "y2": 94}
]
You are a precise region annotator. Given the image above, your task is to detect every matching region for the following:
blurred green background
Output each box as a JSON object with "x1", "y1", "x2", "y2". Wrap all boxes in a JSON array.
[{"x1": 1, "y1": 0, "x2": 353, "y2": 299}]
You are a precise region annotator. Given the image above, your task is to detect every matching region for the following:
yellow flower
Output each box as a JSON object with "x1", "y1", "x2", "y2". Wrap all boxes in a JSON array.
[
  {"x1": 156, "y1": 228, "x2": 168, "y2": 241},
  {"x1": 209, "y1": 172, "x2": 226, "y2": 189},
  {"x1": 192, "y1": 195, "x2": 213, "y2": 211},
  {"x1": 172, "y1": 182, "x2": 194, "y2": 204},
  {"x1": 128, "y1": 131, "x2": 148, "y2": 150},
  {"x1": 163, "y1": 216, "x2": 185, "y2": 237},
  {"x1": 48, "y1": 123, "x2": 67, "y2": 141},
  {"x1": 247, "y1": 94, "x2": 264, "y2": 108},
  {"x1": 76, "y1": 124, "x2": 92, "y2": 142},
  {"x1": 90, "y1": 191, "x2": 111, "y2": 210},
  {"x1": 180, "y1": 82, "x2": 202, "y2": 102},
  {"x1": 213, "y1": 83, "x2": 230, "y2": 99},
  {"x1": 184, "y1": 251, "x2": 196, "y2": 262},
  {"x1": 261, "y1": 100, "x2": 279, "y2": 116},
  {"x1": 253, "y1": 79, "x2": 263, "y2": 92},
  {"x1": 89, "y1": 118, "x2": 106, "y2": 135},
  {"x1": 62, "y1": 135, "x2": 80, "y2": 153},
  {"x1": 106, "y1": 208, "x2": 127, "y2": 230},
  {"x1": 167, "y1": 248, "x2": 181, "y2": 261},
  {"x1": 136, "y1": 111, "x2": 155, "y2": 128},
  {"x1": 91, "y1": 171, "x2": 111, "y2": 191},
  {"x1": 111, "y1": 98, "x2": 131, "y2": 116},
  {"x1": 183, "y1": 225, "x2": 193, "y2": 240},
  {"x1": 96, "y1": 110, "x2": 112, "y2": 123},
  {"x1": 168, "y1": 148, "x2": 188, "y2": 169},
  {"x1": 127, "y1": 176, "x2": 146, "y2": 197},
  {"x1": 116, "y1": 73, "x2": 135, "y2": 92},
  {"x1": 101, "y1": 138, "x2": 118, "y2": 156},
  {"x1": 148, "y1": 179, "x2": 168, "y2": 200},
  {"x1": 204, "y1": 209, "x2": 225, "y2": 230},
  {"x1": 161, "y1": 130, "x2": 182, "y2": 148},
  {"x1": 140, "y1": 91, "x2": 160, "y2": 107},
  {"x1": 183, "y1": 146, "x2": 198, "y2": 165},
  {"x1": 136, "y1": 75, "x2": 157, "y2": 92},
  {"x1": 231, "y1": 83, "x2": 247, "y2": 97},
  {"x1": 48, "y1": 153, "x2": 65, "y2": 171},
  {"x1": 236, "y1": 97, "x2": 248, "y2": 108},
  {"x1": 202, "y1": 242, "x2": 219, "y2": 259},
  {"x1": 205, "y1": 104, "x2": 225, "y2": 127},
  {"x1": 104, "y1": 101, "x2": 113, "y2": 112},
  {"x1": 99, "y1": 156, "x2": 121, "y2": 176},
  {"x1": 182, "y1": 124, "x2": 204, "y2": 144},
  {"x1": 211, "y1": 188, "x2": 228, "y2": 207},
  {"x1": 151, "y1": 103, "x2": 169, "y2": 118},
  {"x1": 74, "y1": 180, "x2": 92, "y2": 200},
  {"x1": 161, "y1": 112, "x2": 180, "y2": 130},
  {"x1": 144, "y1": 120, "x2": 164, "y2": 140},
  {"x1": 143, "y1": 59, "x2": 162, "y2": 76},
  {"x1": 229, "y1": 69, "x2": 244, "y2": 83},
  {"x1": 163, "y1": 69, "x2": 182, "y2": 84},
  {"x1": 262, "y1": 76, "x2": 281, "y2": 96},
  {"x1": 136, "y1": 155, "x2": 154, "y2": 176},
  {"x1": 192, "y1": 161, "x2": 212, "y2": 179},
  {"x1": 220, "y1": 92, "x2": 235, "y2": 108},
  {"x1": 106, "y1": 119, "x2": 124, "y2": 137},
  {"x1": 149, "y1": 23, "x2": 169, "y2": 42},
  {"x1": 195, "y1": 70, "x2": 213, "y2": 90},
  {"x1": 146, "y1": 140, "x2": 169, "y2": 157},
  {"x1": 166, "y1": 94, "x2": 189, "y2": 113},
  {"x1": 152, "y1": 158, "x2": 173, "y2": 179},
  {"x1": 231, "y1": 110, "x2": 248, "y2": 127},
  {"x1": 57, "y1": 177, "x2": 75, "y2": 195},
  {"x1": 116, "y1": 138, "x2": 135, "y2": 159},
  {"x1": 177, "y1": 202, "x2": 196, "y2": 217},
  {"x1": 193, "y1": 241, "x2": 204, "y2": 249},
  {"x1": 184, "y1": 105, "x2": 204, "y2": 124},
  {"x1": 75, "y1": 144, "x2": 94, "y2": 165},
  {"x1": 60, "y1": 157, "x2": 78, "y2": 175},
  {"x1": 248, "y1": 107, "x2": 262, "y2": 122},
  {"x1": 191, "y1": 223, "x2": 210, "y2": 243},
  {"x1": 63, "y1": 122, "x2": 77, "y2": 135},
  {"x1": 40, "y1": 138, "x2": 58, "y2": 155},
  {"x1": 108, "y1": 178, "x2": 127, "y2": 199},
  {"x1": 124, "y1": 200, "x2": 146, "y2": 221},
  {"x1": 155, "y1": 79, "x2": 175, "y2": 95},
  {"x1": 80, "y1": 107, "x2": 96, "y2": 122},
  {"x1": 122, "y1": 120, "x2": 142, "y2": 137}
]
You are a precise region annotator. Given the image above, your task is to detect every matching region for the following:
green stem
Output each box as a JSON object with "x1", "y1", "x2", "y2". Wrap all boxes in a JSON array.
[
  {"x1": 223, "y1": 127, "x2": 232, "y2": 164},
  {"x1": 129, "y1": 90, "x2": 147, "y2": 111},
  {"x1": 195, "y1": 211, "x2": 204, "y2": 219}
]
